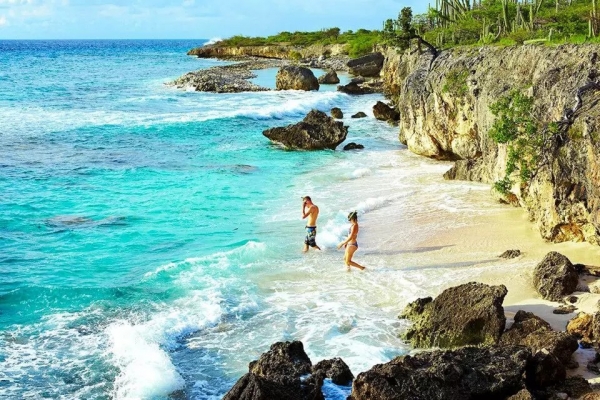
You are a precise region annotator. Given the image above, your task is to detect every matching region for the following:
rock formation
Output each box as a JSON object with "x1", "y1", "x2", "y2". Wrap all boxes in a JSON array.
[
  {"x1": 262, "y1": 110, "x2": 348, "y2": 150},
  {"x1": 399, "y1": 282, "x2": 507, "y2": 348},
  {"x1": 330, "y1": 107, "x2": 343, "y2": 119},
  {"x1": 381, "y1": 45, "x2": 600, "y2": 245},
  {"x1": 168, "y1": 62, "x2": 271, "y2": 93},
  {"x1": 317, "y1": 70, "x2": 340, "y2": 84},
  {"x1": 372, "y1": 101, "x2": 399, "y2": 122},
  {"x1": 351, "y1": 112, "x2": 367, "y2": 119},
  {"x1": 347, "y1": 52, "x2": 385, "y2": 77},
  {"x1": 533, "y1": 252, "x2": 579, "y2": 301},
  {"x1": 343, "y1": 142, "x2": 364, "y2": 151},
  {"x1": 349, "y1": 346, "x2": 531, "y2": 400},
  {"x1": 276, "y1": 66, "x2": 319, "y2": 91}
]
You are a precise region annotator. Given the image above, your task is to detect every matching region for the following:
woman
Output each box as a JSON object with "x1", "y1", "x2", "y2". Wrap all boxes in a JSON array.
[{"x1": 337, "y1": 211, "x2": 366, "y2": 271}]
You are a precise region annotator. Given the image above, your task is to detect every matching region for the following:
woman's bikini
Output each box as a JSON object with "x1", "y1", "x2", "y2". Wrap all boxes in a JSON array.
[{"x1": 347, "y1": 226, "x2": 358, "y2": 248}]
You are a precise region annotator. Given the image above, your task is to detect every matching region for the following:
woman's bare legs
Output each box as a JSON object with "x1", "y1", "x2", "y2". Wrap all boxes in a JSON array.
[{"x1": 344, "y1": 245, "x2": 365, "y2": 271}]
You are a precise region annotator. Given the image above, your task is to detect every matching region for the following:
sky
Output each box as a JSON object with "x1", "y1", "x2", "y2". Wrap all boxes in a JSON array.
[{"x1": 0, "y1": 0, "x2": 429, "y2": 40}]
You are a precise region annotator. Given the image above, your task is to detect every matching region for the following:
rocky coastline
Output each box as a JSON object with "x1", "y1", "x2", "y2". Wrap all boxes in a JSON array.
[{"x1": 223, "y1": 251, "x2": 600, "y2": 400}]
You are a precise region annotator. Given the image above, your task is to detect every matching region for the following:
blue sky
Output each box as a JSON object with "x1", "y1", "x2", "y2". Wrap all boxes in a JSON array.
[{"x1": 0, "y1": 0, "x2": 429, "y2": 39}]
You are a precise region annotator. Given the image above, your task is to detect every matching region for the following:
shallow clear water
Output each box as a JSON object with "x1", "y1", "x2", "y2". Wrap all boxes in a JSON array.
[{"x1": 0, "y1": 40, "x2": 516, "y2": 399}]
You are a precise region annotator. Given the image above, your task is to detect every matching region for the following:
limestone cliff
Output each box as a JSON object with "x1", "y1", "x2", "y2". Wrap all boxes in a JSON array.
[
  {"x1": 188, "y1": 43, "x2": 347, "y2": 60},
  {"x1": 382, "y1": 44, "x2": 600, "y2": 245}
]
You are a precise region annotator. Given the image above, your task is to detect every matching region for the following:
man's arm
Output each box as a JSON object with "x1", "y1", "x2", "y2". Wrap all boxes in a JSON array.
[{"x1": 302, "y1": 205, "x2": 312, "y2": 219}]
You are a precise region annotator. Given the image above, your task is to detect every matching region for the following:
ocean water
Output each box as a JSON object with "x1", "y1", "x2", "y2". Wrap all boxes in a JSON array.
[{"x1": 0, "y1": 40, "x2": 517, "y2": 399}]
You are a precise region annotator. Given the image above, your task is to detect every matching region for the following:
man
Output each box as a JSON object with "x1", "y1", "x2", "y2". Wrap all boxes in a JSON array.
[{"x1": 301, "y1": 196, "x2": 321, "y2": 252}]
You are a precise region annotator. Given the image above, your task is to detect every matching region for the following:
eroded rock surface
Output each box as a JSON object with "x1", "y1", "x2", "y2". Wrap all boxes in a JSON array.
[
  {"x1": 533, "y1": 252, "x2": 578, "y2": 301},
  {"x1": 276, "y1": 66, "x2": 319, "y2": 91},
  {"x1": 399, "y1": 282, "x2": 507, "y2": 348},
  {"x1": 263, "y1": 110, "x2": 348, "y2": 150}
]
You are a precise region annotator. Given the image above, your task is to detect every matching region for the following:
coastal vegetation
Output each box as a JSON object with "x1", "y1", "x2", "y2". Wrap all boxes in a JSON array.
[
  {"x1": 383, "y1": 0, "x2": 600, "y2": 49},
  {"x1": 214, "y1": 28, "x2": 381, "y2": 57}
]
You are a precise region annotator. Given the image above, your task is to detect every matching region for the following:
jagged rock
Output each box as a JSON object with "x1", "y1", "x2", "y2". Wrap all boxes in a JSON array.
[
  {"x1": 553, "y1": 305, "x2": 576, "y2": 314},
  {"x1": 501, "y1": 310, "x2": 578, "y2": 365},
  {"x1": 499, "y1": 250, "x2": 522, "y2": 259},
  {"x1": 343, "y1": 142, "x2": 364, "y2": 151},
  {"x1": 533, "y1": 252, "x2": 579, "y2": 301},
  {"x1": 399, "y1": 282, "x2": 507, "y2": 348},
  {"x1": 223, "y1": 341, "x2": 324, "y2": 400},
  {"x1": 169, "y1": 63, "x2": 270, "y2": 93},
  {"x1": 351, "y1": 112, "x2": 367, "y2": 119},
  {"x1": 348, "y1": 346, "x2": 530, "y2": 400},
  {"x1": 507, "y1": 389, "x2": 535, "y2": 400},
  {"x1": 330, "y1": 107, "x2": 343, "y2": 119},
  {"x1": 501, "y1": 310, "x2": 552, "y2": 344},
  {"x1": 526, "y1": 349, "x2": 566, "y2": 388},
  {"x1": 553, "y1": 376, "x2": 593, "y2": 398},
  {"x1": 337, "y1": 82, "x2": 375, "y2": 95},
  {"x1": 276, "y1": 66, "x2": 319, "y2": 91},
  {"x1": 372, "y1": 101, "x2": 399, "y2": 122},
  {"x1": 347, "y1": 52, "x2": 385, "y2": 77},
  {"x1": 317, "y1": 70, "x2": 340, "y2": 84},
  {"x1": 263, "y1": 110, "x2": 348, "y2": 150},
  {"x1": 312, "y1": 358, "x2": 354, "y2": 386}
]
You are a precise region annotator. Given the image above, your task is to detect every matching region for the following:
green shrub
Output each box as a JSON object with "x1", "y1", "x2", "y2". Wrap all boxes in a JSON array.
[{"x1": 442, "y1": 68, "x2": 469, "y2": 98}]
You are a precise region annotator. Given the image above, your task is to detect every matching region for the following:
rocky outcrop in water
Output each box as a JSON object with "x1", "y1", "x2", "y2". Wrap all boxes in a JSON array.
[
  {"x1": 262, "y1": 110, "x2": 348, "y2": 150},
  {"x1": 223, "y1": 341, "x2": 324, "y2": 400},
  {"x1": 330, "y1": 107, "x2": 343, "y2": 119},
  {"x1": 168, "y1": 61, "x2": 276, "y2": 93},
  {"x1": 347, "y1": 52, "x2": 385, "y2": 77},
  {"x1": 349, "y1": 345, "x2": 531, "y2": 400},
  {"x1": 533, "y1": 252, "x2": 579, "y2": 301},
  {"x1": 381, "y1": 45, "x2": 600, "y2": 245},
  {"x1": 317, "y1": 70, "x2": 340, "y2": 84},
  {"x1": 276, "y1": 66, "x2": 319, "y2": 91},
  {"x1": 372, "y1": 101, "x2": 399, "y2": 123},
  {"x1": 399, "y1": 282, "x2": 507, "y2": 348},
  {"x1": 351, "y1": 112, "x2": 367, "y2": 119},
  {"x1": 343, "y1": 142, "x2": 364, "y2": 151}
]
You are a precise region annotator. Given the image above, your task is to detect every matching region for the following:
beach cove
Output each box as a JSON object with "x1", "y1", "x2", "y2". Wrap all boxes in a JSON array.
[{"x1": 2, "y1": 39, "x2": 600, "y2": 400}]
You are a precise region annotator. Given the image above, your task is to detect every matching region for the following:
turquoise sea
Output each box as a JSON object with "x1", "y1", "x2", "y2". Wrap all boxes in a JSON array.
[{"x1": 0, "y1": 40, "x2": 511, "y2": 399}]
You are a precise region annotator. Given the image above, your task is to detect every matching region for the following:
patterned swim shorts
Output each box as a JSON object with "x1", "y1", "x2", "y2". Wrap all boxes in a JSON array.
[{"x1": 305, "y1": 226, "x2": 317, "y2": 247}]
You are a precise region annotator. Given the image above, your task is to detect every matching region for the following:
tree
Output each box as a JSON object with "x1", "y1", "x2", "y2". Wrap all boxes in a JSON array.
[{"x1": 385, "y1": 7, "x2": 438, "y2": 56}]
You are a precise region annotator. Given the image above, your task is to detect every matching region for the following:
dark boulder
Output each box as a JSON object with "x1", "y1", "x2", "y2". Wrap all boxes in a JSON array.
[
  {"x1": 351, "y1": 112, "x2": 367, "y2": 119},
  {"x1": 399, "y1": 282, "x2": 507, "y2": 348},
  {"x1": 317, "y1": 70, "x2": 340, "y2": 84},
  {"x1": 372, "y1": 101, "x2": 399, "y2": 122},
  {"x1": 526, "y1": 349, "x2": 566, "y2": 388},
  {"x1": 343, "y1": 142, "x2": 364, "y2": 151},
  {"x1": 507, "y1": 389, "x2": 535, "y2": 400},
  {"x1": 223, "y1": 341, "x2": 324, "y2": 400},
  {"x1": 347, "y1": 52, "x2": 385, "y2": 77},
  {"x1": 263, "y1": 110, "x2": 348, "y2": 150},
  {"x1": 312, "y1": 358, "x2": 354, "y2": 386},
  {"x1": 330, "y1": 107, "x2": 343, "y2": 119},
  {"x1": 500, "y1": 249, "x2": 522, "y2": 259},
  {"x1": 533, "y1": 252, "x2": 578, "y2": 301},
  {"x1": 337, "y1": 81, "x2": 375, "y2": 95},
  {"x1": 500, "y1": 310, "x2": 552, "y2": 345},
  {"x1": 348, "y1": 346, "x2": 531, "y2": 400},
  {"x1": 276, "y1": 66, "x2": 319, "y2": 91},
  {"x1": 501, "y1": 310, "x2": 578, "y2": 366}
]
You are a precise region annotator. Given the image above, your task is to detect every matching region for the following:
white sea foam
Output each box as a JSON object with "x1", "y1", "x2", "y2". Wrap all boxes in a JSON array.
[
  {"x1": 204, "y1": 37, "x2": 223, "y2": 46},
  {"x1": 107, "y1": 290, "x2": 223, "y2": 399}
]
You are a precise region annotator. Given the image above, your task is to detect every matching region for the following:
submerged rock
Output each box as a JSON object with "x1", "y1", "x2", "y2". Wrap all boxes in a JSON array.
[
  {"x1": 343, "y1": 142, "x2": 364, "y2": 151},
  {"x1": 317, "y1": 70, "x2": 340, "y2": 84},
  {"x1": 337, "y1": 81, "x2": 375, "y2": 95},
  {"x1": 351, "y1": 112, "x2": 367, "y2": 119},
  {"x1": 533, "y1": 252, "x2": 578, "y2": 301},
  {"x1": 348, "y1": 345, "x2": 530, "y2": 400},
  {"x1": 262, "y1": 110, "x2": 348, "y2": 150},
  {"x1": 276, "y1": 66, "x2": 319, "y2": 91},
  {"x1": 399, "y1": 282, "x2": 507, "y2": 348}
]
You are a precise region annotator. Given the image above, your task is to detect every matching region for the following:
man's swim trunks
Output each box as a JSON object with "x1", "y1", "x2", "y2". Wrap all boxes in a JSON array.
[{"x1": 305, "y1": 226, "x2": 317, "y2": 247}]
